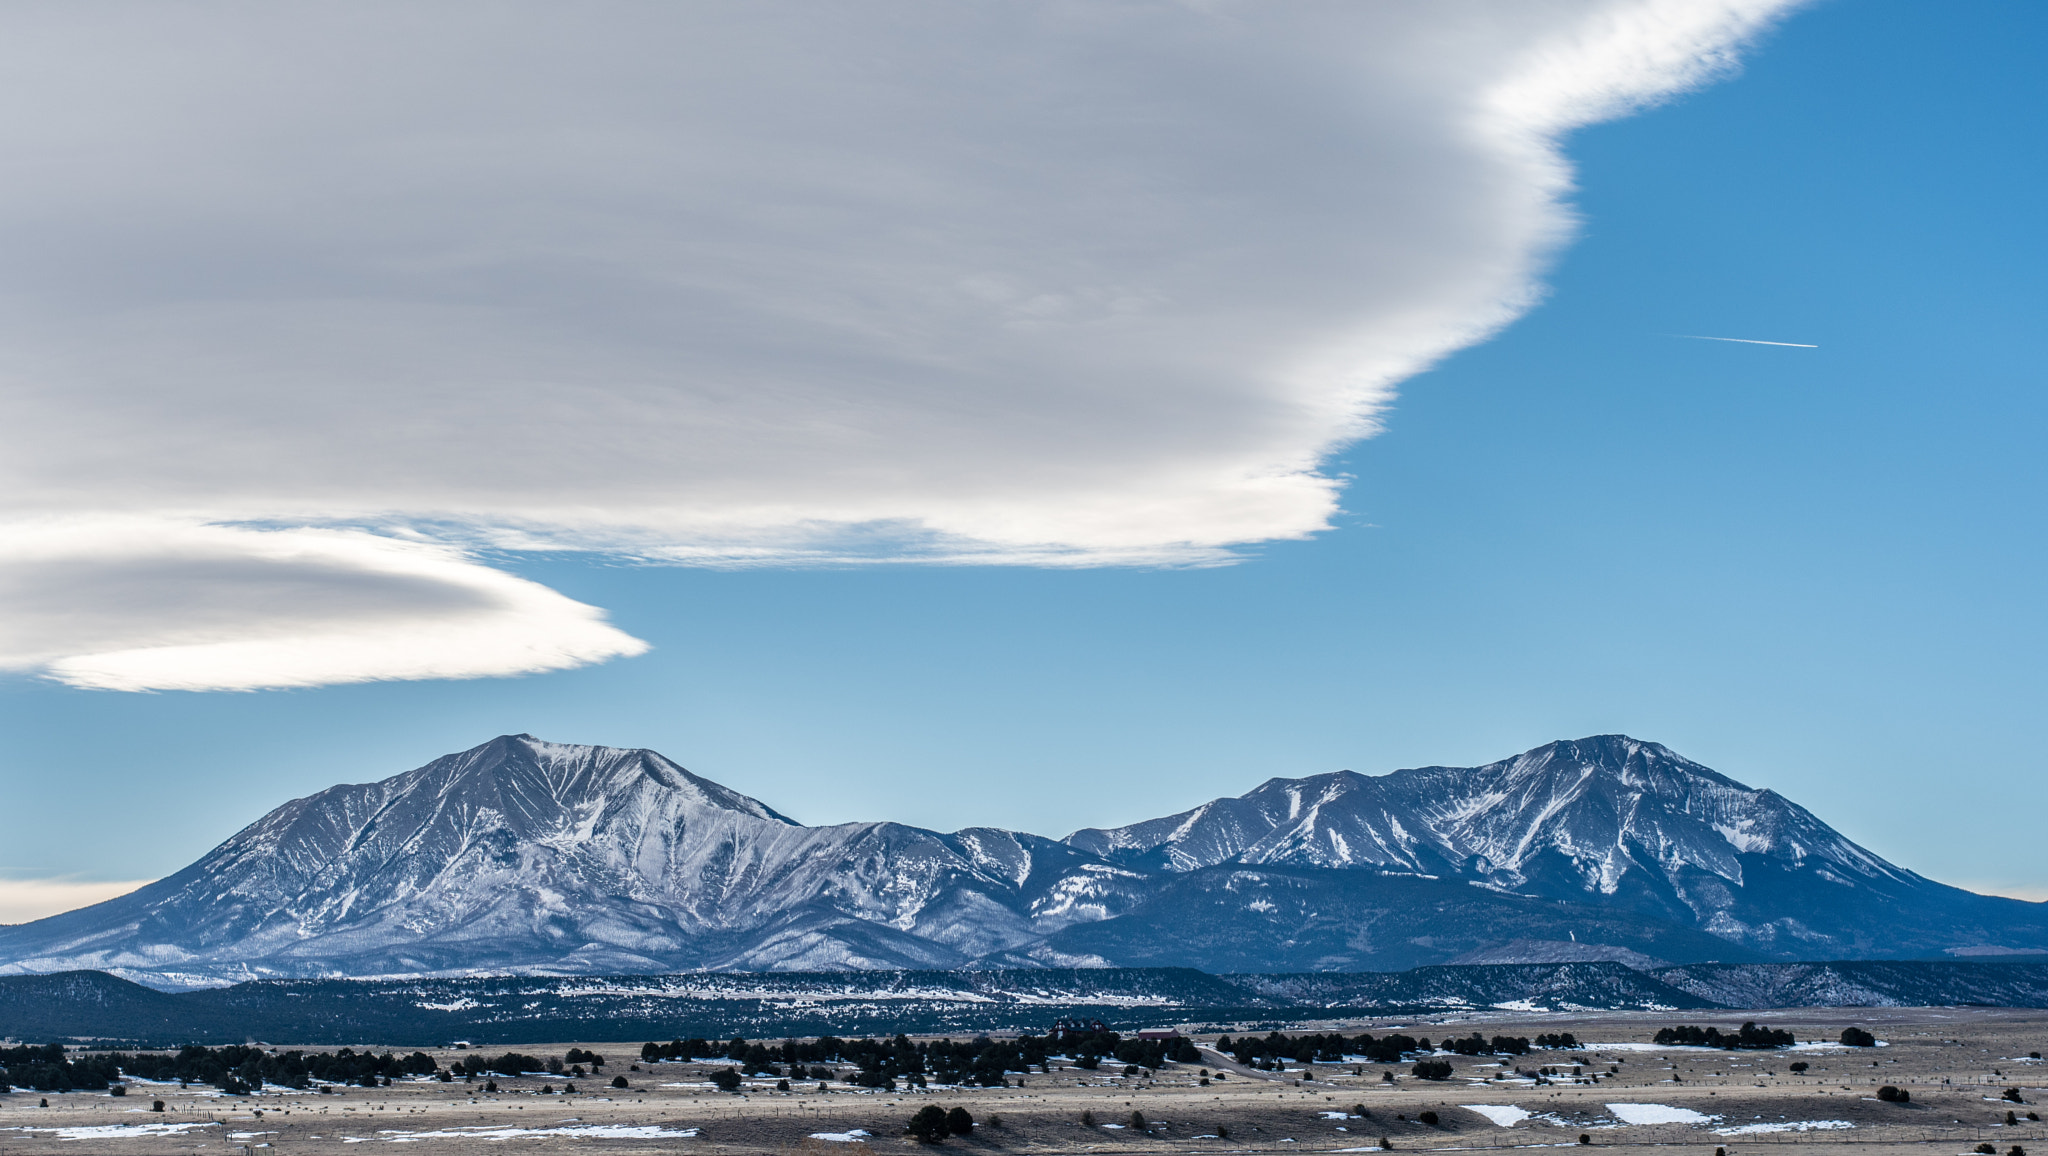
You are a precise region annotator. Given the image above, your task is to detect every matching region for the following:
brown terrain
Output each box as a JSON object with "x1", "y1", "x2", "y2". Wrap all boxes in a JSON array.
[{"x1": 2, "y1": 1008, "x2": 2044, "y2": 1156}]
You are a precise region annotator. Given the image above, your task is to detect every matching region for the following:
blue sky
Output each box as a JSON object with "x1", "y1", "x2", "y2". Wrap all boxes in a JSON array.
[{"x1": 2, "y1": 0, "x2": 2044, "y2": 916}]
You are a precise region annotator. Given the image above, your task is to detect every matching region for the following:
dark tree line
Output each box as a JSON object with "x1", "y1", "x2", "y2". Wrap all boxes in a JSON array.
[
  {"x1": 1652, "y1": 1022, "x2": 1796, "y2": 1050},
  {"x1": 0, "y1": 1043, "x2": 439, "y2": 1094},
  {"x1": 1442, "y1": 1033, "x2": 1534, "y2": 1056},
  {"x1": 0, "y1": 1044, "x2": 121, "y2": 1093},
  {"x1": 640, "y1": 1031, "x2": 1197, "y2": 1091},
  {"x1": 1217, "y1": 1031, "x2": 1431, "y2": 1067}
]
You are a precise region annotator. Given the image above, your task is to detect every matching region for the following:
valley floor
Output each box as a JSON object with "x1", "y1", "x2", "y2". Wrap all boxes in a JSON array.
[{"x1": 3, "y1": 1008, "x2": 2044, "y2": 1156}]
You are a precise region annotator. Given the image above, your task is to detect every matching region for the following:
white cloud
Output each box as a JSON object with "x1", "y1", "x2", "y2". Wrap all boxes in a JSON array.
[
  {"x1": 0, "y1": 878, "x2": 153, "y2": 925},
  {"x1": 0, "y1": 521, "x2": 647, "y2": 691},
  {"x1": 0, "y1": 0, "x2": 1801, "y2": 688}
]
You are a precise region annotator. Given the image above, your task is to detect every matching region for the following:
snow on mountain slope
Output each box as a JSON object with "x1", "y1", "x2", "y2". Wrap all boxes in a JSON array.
[
  {"x1": 1065, "y1": 736, "x2": 2042, "y2": 955},
  {"x1": 1070, "y1": 737, "x2": 1893, "y2": 885},
  {"x1": 0, "y1": 736, "x2": 1150, "y2": 984},
  {"x1": 1, "y1": 733, "x2": 2040, "y2": 986}
]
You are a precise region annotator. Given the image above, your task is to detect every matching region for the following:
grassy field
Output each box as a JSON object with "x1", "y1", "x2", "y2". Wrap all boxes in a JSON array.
[{"x1": 2, "y1": 1007, "x2": 2043, "y2": 1155}]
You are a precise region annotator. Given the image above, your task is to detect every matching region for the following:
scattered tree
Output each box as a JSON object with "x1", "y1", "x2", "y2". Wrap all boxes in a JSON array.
[
  {"x1": 1411, "y1": 1061, "x2": 1452, "y2": 1081},
  {"x1": 1840, "y1": 1027, "x2": 1877, "y2": 1048},
  {"x1": 948, "y1": 1107, "x2": 974, "y2": 1135},
  {"x1": 1418, "y1": 1111, "x2": 1439, "y2": 1127},
  {"x1": 907, "y1": 1106, "x2": 951, "y2": 1144},
  {"x1": 1128, "y1": 1110, "x2": 1147, "y2": 1131},
  {"x1": 1877, "y1": 1086, "x2": 1910, "y2": 1103},
  {"x1": 610, "y1": 1075, "x2": 628, "y2": 1089}
]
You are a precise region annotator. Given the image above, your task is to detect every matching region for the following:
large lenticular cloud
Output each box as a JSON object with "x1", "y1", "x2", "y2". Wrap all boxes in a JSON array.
[{"x1": 0, "y1": 0, "x2": 1802, "y2": 690}]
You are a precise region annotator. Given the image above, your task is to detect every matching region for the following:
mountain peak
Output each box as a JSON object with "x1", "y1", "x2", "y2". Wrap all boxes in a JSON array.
[{"x1": 401, "y1": 733, "x2": 798, "y2": 826}]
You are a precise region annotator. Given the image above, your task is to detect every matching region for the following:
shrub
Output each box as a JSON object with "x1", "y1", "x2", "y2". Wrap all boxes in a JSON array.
[
  {"x1": 1128, "y1": 1110, "x2": 1147, "y2": 1131},
  {"x1": 1578, "y1": 1135, "x2": 1591, "y2": 1145},
  {"x1": 1877, "y1": 1086, "x2": 1910, "y2": 1103},
  {"x1": 1840, "y1": 1027, "x2": 1877, "y2": 1048},
  {"x1": 907, "y1": 1106, "x2": 950, "y2": 1144},
  {"x1": 709, "y1": 1068, "x2": 742, "y2": 1093},
  {"x1": 948, "y1": 1108, "x2": 974, "y2": 1135},
  {"x1": 1411, "y1": 1061, "x2": 1452, "y2": 1081},
  {"x1": 2004, "y1": 1088, "x2": 2026, "y2": 1103},
  {"x1": 1080, "y1": 1110, "x2": 1096, "y2": 1127},
  {"x1": 1973, "y1": 1145, "x2": 1994, "y2": 1155},
  {"x1": 610, "y1": 1075, "x2": 628, "y2": 1089},
  {"x1": 1789, "y1": 1062, "x2": 1808, "y2": 1073},
  {"x1": 1418, "y1": 1111, "x2": 1439, "y2": 1127}
]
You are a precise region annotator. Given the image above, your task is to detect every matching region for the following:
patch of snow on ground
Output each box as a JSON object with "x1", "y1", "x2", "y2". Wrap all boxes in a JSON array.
[
  {"x1": 9, "y1": 1123, "x2": 219, "y2": 1141},
  {"x1": 373, "y1": 1125, "x2": 700, "y2": 1142},
  {"x1": 1715, "y1": 1121, "x2": 1853, "y2": 1135},
  {"x1": 809, "y1": 1130, "x2": 870, "y2": 1142},
  {"x1": 1605, "y1": 1104, "x2": 1719, "y2": 1126},
  {"x1": 1464, "y1": 1105, "x2": 1535, "y2": 1127}
]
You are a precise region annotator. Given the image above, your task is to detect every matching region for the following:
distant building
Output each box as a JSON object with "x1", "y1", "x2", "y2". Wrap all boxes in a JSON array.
[{"x1": 1135, "y1": 1030, "x2": 1183, "y2": 1041}]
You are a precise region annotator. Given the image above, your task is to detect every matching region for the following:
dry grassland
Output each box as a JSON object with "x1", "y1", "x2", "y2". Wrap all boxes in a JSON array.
[{"x1": 3, "y1": 1008, "x2": 2044, "y2": 1156}]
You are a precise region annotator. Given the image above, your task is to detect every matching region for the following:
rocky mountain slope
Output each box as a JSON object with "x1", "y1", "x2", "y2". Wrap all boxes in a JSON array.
[
  {"x1": 0, "y1": 734, "x2": 2040, "y2": 987},
  {"x1": 1065, "y1": 735, "x2": 2048, "y2": 961}
]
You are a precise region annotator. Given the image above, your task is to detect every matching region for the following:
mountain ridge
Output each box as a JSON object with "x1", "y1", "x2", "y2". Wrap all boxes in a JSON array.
[{"x1": 0, "y1": 733, "x2": 2040, "y2": 987}]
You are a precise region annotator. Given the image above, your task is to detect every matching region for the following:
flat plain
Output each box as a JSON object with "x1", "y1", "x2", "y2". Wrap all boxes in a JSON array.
[{"x1": 3, "y1": 1008, "x2": 2044, "y2": 1156}]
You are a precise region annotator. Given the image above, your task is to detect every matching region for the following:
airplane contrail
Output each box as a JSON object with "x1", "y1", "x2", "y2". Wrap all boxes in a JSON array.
[{"x1": 1676, "y1": 334, "x2": 1818, "y2": 348}]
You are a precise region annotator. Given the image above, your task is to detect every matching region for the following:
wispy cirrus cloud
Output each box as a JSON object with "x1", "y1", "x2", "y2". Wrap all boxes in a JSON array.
[{"x1": 0, "y1": 0, "x2": 1804, "y2": 690}]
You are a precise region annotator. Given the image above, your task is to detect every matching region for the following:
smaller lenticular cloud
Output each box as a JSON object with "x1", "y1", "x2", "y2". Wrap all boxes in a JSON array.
[
  {"x1": 0, "y1": 520, "x2": 649, "y2": 692},
  {"x1": 1677, "y1": 334, "x2": 1819, "y2": 347}
]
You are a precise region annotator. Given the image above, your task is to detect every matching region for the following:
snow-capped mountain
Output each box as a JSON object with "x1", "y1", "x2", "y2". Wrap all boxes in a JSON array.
[
  {"x1": 1068, "y1": 736, "x2": 1921, "y2": 944},
  {"x1": 0, "y1": 734, "x2": 2040, "y2": 987},
  {"x1": 0, "y1": 736, "x2": 1149, "y2": 985}
]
